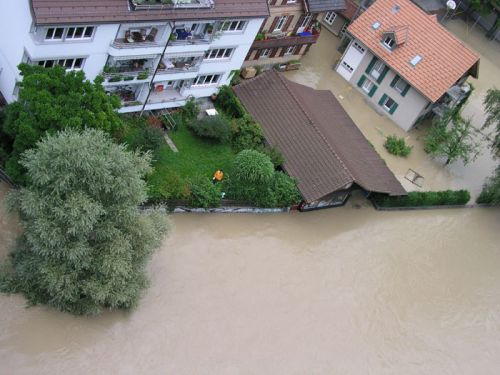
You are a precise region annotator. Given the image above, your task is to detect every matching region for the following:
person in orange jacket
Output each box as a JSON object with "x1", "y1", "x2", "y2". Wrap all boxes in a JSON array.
[{"x1": 212, "y1": 169, "x2": 224, "y2": 184}]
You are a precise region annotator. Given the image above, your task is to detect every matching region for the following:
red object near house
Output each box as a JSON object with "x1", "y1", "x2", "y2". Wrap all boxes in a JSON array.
[{"x1": 155, "y1": 84, "x2": 164, "y2": 92}]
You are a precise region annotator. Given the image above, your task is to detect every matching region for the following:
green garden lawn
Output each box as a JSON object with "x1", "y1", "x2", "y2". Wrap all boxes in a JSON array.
[{"x1": 147, "y1": 125, "x2": 235, "y2": 200}]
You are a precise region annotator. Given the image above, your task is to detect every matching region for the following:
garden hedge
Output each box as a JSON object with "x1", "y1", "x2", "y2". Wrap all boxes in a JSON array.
[{"x1": 372, "y1": 190, "x2": 471, "y2": 207}]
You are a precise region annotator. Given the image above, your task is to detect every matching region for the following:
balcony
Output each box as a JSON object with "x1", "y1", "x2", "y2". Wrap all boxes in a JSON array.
[
  {"x1": 157, "y1": 54, "x2": 204, "y2": 74},
  {"x1": 169, "y1": 22, "x2": 218, "y2": 46},
  {"x1": 130, "y1": 0, "x2": 213, "y2": 10},
  {"x1": 102, "y1": 57, "x2": 156, "y2": 84},
  {"x1": 106, "y1": 83, "x2": 148, "y2": 108},
  {"x1": 148, "y1": 80, "x2": 191, "y2": 104},
  {"x1": 111, "y1": 26, "x2": 167, "y2": 49},
  {"x1": 252, "y1": 30, "x2": 320, "y2": 49}
]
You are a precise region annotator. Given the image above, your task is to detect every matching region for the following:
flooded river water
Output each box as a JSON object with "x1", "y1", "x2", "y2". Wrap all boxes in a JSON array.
[{"x1": 1, "y1": 181, "x2": 500, "y2": 374}]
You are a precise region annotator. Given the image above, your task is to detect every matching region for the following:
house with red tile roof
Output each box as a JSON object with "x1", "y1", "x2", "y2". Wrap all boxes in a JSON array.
[{"x1": 335, "y1": 0, "x2": 480, "y2": 131}]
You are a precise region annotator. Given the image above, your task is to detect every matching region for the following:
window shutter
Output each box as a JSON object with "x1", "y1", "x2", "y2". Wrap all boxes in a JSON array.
[
  {"x1": 281, "y1": 0, "x2": 288, "y2": 4},
  {"x1": 390, "y1": 75, "x2": 399, "y2": 87},
  {"x1": 378, "y1": 94, "x2": 387, "y2": 106},
  {"x1": 377, "y1": 66, "x2": 389, "y2": 84},
  {"x1": 279, "y1": 47, "x2": 287, "y2": 57},
  {"x1": 269, "y1": 17, "x2": 280, "y2": 32},
  {"x1": 368, "y1": 85, "x2": 377, "y2": 97},
  {"x1": 389, "y1": 102, "x2": 399, "y2": 114},
  {"x1": 401, "y1": 84, "x2": 410, "y2": 97},
  {"x1": 269, "y1": 0, "x2": 277, "y2": 5},
  {"x1": 254, "y1": 49, "x2": 262, "y2": 60},
  {"x1": 357, "y1": 75, "x2": 366, "y2": 88},
  {"x1": 365, "y1": 56, "x2": 377, "y2": 74},
  {"x1": 293, "y1": 15, "x2": 306, "y2": 34},
  {"x1": 283, "y1": 15, "x2": 294, "y2": 32},
  {"x1": 270, "y1": 48, "x2": 278, "y2": 58}
]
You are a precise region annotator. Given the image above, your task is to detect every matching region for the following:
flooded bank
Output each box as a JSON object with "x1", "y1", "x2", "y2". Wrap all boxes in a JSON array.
[{"x1": 1, "y1": 185, "x2": 500, "y2": 374}]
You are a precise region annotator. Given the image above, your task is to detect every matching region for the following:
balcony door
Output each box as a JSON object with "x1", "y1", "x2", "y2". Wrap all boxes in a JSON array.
[{"x1": 296, "y1": 14, "x2": 312, "y2": 34}]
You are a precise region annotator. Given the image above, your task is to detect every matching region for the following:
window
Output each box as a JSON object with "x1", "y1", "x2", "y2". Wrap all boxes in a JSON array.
[
  {"x1": 341, "y1": 61, "x2": 353, "y2": 73},
  {"x1": 45, "y1": 27, "x2": 65, "y2": 40},
  {"x1": 284, "y1": 46, "x2": 296, "y2": 55},
  {"x1": 370, "y1": 60, "x2": 385, "y2": 79},
  {"x1": 260, "y1": 48, "x2": 271, "y2": 58},
  {"x1": 394, "y1": 78, "x2": 407, "y2": 93},
  {"x1": 193, "y1": 74, "x2": 220, "y2": 86},
  {"x1": 340, "y1": 22, "x2": 348, "y2": 36},
  {"x1": 353, "y1": 41, "x2": 366, "y2": 53},
  {"x1": 379, "y1": 94, "x2": 399, "y2": 114},
  {"x1": 300, "y1": 15, "x2": 312, "y2": 29},
  {"x1": 362, "y1": 78, "x2": 375, "y2": 94},
  {"x1": 66, "y1": 26, "x2": 94, "y2": 40},
  {"x1": 45, "y1": 26, "x2": 95, "y2": 41},
  {"x1": 275, "y1": 16, "x2": 287, "y2": 31},
  {"x1": 220, "y1": 20, "x2": 246, "y2": 32},
  {"x1": 324, "y1": 12, "x2": 337, "y2": 25},
  {"x1": 383, "y1": 35, "x2": 395, "y2": 49},
  {"x1": 36, "y1": 58, "x2": 85, "y2": 71},
  {"x1": 205, "y1": 48, "x2": 234, "y2": 60}
]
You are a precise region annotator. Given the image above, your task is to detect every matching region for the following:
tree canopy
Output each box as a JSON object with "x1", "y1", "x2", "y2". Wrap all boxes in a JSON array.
[
  {"x1": 483, "y1": 88, "x2": 500, "y2": 158},
  {"x1": 1, "y1": 128, "x2": 168, "y2": 315},
  {"x1": 424, "y1": 109, "x2": 481, "y2": 165},
  {"x1": 0, "y1": 64, "x2": 122, "y2": 184}
]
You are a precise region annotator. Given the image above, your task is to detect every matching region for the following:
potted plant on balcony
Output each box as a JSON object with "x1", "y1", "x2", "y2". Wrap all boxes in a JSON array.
[
  {"x1": 137, "y1": 69, "x2": 150, "y2": 80},
  {"x1": 108, "y1": 75, "x2": 124, "y2": 83},
  {"x1": 206, "y1": 24, "x2": 214, "y2": 34}
]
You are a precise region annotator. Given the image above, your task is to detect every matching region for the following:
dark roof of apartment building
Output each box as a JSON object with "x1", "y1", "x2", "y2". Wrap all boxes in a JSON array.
[
  {"x1": 305, "y1": 0, "x2": 346, "y2": 12},
  {"x1": 347, "y1": 0, "x2": 480, "y2": 102},
  {"x1": 234, "y1": 70, "x2": 406, "y2": 203},
  {"x1": 30, "y1": 0, "x2": 270, "y2": 25}
]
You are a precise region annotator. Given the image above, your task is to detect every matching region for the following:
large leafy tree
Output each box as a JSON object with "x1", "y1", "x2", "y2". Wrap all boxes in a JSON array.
[
  {"x1": 483, "y1": 88, "x2": 500, "y2": 158},
  {"x1": 0, "y1": 64, "x2": 121, "y2": 183},
  {"x1": 470, "y1": 0, "x2": 499, "y2": 38},
  {"x1": 1, "y1": 129, "x2": 168, "y2": 315},
  {"x1": 424, "y1": 109, "x2": 481, "y2": 165},
  {"x1": 477, "y1": 165, "x2": 500, "y2": 204}
]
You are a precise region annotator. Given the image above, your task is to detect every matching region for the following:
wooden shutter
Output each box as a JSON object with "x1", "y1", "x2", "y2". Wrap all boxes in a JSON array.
[
  {"x1": 283, "y1": 15, "x2": 294, "y2": 32},
  {"x1": 254, "y1": 49, "x2": 262, "y2": 60},
  {"x1": 365, "y1": 56, "x2": 377, "y2": 74},
  {"x1": 270, "y1": 48, "x2": 278, "y2": 58},
  {"x1": 401, "y1": 84, "x2": 410, "y2": 97},
  {"x1": 368, "y1": 85, "x2": 377, "y2": 97},
  {"x1": 357, "y1": 75, "x2": 366, "y2": 88},
  {"x1": 293, "y1": 15, "x2": 306, "y2": 34},
  {"x1": 389, "y1": 102, "x2": 399, "y2": 114},
  {"x1": 377, "y1": 66, "x2": 389, "y2": 84},
  {"x1": 245, "y1": 49, "x2": 253, "y2": 61},
  {"x1": 281, "y1": 0, "x2": 288, "y2": 4},
  {"x1": 378, "y1": 93, "x2": 388, "y2": 106},
  {"x1": 269, "y1": 16, "x2": 280, "y2": 32},
  {"x1": 390, "y1": 75, "x2": 399, "y2": 87},
  {"x1": 279, "y1": 47, "x2": 287, "y2": 57},
  {"x1": 269, "y1": 0, "x2": 277, "y2": 5}
]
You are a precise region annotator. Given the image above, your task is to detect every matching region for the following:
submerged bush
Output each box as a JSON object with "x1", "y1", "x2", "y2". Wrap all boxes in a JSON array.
[
  {"x1": 187, "y1": 115, "x2": 231, "y2": 143},
  {"x1": 384, "y1": 135, "x2": 412, "y2": 157},
  {"x1": 373, "y1": 190, "x2": 471, "y2": 207}
]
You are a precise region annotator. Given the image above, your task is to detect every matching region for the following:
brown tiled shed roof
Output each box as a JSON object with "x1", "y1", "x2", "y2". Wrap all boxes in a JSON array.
[
  {"x1": 30, "y1": 0, "x2": 270, "y2": 25},
  {"x1": 234, "y1": 70, "x2": 406, "y2": 203},
  {"x1": 347, "y1": 0, "x2": 480, "y2": 103},
  {"x1": 340, "y1": 0, "x2": 359, "y2": 20}
]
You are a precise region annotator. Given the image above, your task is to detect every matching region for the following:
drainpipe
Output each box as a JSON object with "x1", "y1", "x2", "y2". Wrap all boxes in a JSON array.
[{"x1": 140, "y1": 21, "x2": 175, "y2": 116}]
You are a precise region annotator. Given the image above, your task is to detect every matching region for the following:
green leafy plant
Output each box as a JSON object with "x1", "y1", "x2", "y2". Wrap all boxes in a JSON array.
[
  {"x1": 258, "y1": 145, "x2": 284, "y2": 167},
  {"x1": 477, "y1": 166, "x2": 500, "y2": 205},
  {"x1": 255, "y1": 33, "x2": 265, "y2": 41},
  {"x1": 373, "y1": 190, "x2": 471, "y2": 207},
  {"x1": 187, "y1": 115, "x2": 231, "y2": 143},
  {"x1": 214, "y1": 85, "x2": 246, "y2": 118},
  {"x1": 230, "y1": 114, "x2": 264, "y2": 152},
  {"x1": 270, "y1": 172, "x2": 301, "y2": 207},
  {"x1": 108, "y1": 75, "x2": 123, "y2": 82},
  {"x1": 0, "y1": 128, "x2": 169, "y2": 315},
  {"x1": 182, "y1": 97, "x2": 199, "y2": 122},
  {"x1": 189, "y1": 176, "x2": 222, "y2": 209},
  {"x1": 137, "y1": 70, "x2": 150, "y2": 80},
  {"x1": 384, "y1": 135, "x2": 412, "y2": 157}
]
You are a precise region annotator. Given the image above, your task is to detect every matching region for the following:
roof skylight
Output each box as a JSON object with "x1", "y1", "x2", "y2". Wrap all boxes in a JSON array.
[
  {"x1": 372, "y1": 21, "x2": 381, "y2": 30},
  {"x1": 410, "y1": 54, "x2": 422, "y2": 66}
]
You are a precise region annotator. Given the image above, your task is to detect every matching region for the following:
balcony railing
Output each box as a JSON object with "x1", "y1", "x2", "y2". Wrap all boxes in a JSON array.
[
  {"x1": 157, "y1": 56, "x2": 203, "y2": 74},
  {"x1": 252, "y1": 32, "x2": 320, "y2": 49},
  {"x1": 102, "y1": 69, "x2": 152, "y2": 84}
]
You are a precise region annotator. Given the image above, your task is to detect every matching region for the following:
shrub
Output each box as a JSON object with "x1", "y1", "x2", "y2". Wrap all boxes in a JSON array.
[
  {"x1": 215, "y1": 85, "x2": 246, "y2": 118},
  {"x1": 384, "y1": 135, "x2": 412, "y2": 157},
  {"x1": 230, "y1": 69, "x2": 241, "y2": 86},
  {"x1": 182, "y1": 97, "x2": 199, "y2": 122},
  {"x1": 120, "y1": 116, "x2": 165, "y2": 158},
  {"x1": 255, "y1": 33, "x2": 264, "y2": 41},
  {"x1": 187, "y1": 115, "x2": 231, "y2": 143},
  {"x1": 232, "y1": 149, "x2": 274, "y2": 185},
  {"x1": 271, "y1": 172, "x2": 301, "y2": 207},
  {"x1": 189, "y1": 176, "x2": 222, "y2": 209},
  {"x1": 373, "y1": 190, "x2": 471, "y2": 207},
  {"x1": 230, "y1": 115, "x2": 264, "y2": 151},
  {"x1": 108, "y1": 75, "x2": 123, "y2": 82},
  {"x1": 258, "y1": 145, "x2": 284, "y2": 167},
  {"x1": 477, "y1": 166, "x2": 500, "y2": 205}
]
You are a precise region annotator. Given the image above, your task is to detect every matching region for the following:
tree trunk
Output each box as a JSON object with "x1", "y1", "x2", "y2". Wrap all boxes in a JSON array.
[{"x1": 445, "y1": 158, "x2": 451, "y2": 165}]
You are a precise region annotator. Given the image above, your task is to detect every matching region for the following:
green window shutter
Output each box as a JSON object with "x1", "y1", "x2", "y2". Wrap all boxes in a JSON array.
[
  {"x1": 365, "y1": 56, "x2": 377, "y2": 74},
  {"x1": 377, "y1": 65, "x2": 389, "y2": 84},
  {"x1": 368, "y1": 85, "x2": 377, "y2": 97},
  {"x1": 357, "y1": 75, "x2": 366, "y2": 88},
  {"x1": 378, "y1": 94, "x2": 387, "y2": 106},
  {"x1": 401, "y1": 83, "x2": 410, "y2": 97},
  {"x1": 389, "y1": 102, "x2": 399, "y2": 114},
  {"x1": 390, "y1": 75, "x2": 399, "y2": 87}
]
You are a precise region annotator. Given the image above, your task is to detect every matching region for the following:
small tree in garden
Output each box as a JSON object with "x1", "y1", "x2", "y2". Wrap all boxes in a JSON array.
[
  {"x1": 187, "y1": 116, "x2": 231, "y2": 143},
  {"x1": 424, "y1": 109, "x2": 480, "y2": 165},
  {"x1": 0, "y1": 129, "x2": 169, "y2": 315},
  {"x1": 0, "y1": 64, "x2": 122, "y2": 184},
  {"x1": 189, "y1": 176, "x2": 222, "y2": 209},
  {"x1": 482, "y1": 88, "x2": 500, "y2": 158},
  {"x1": 214, "y1": 85, "x2": 246, "y2": 118},
  {"x1": 230, "y1": 114, "x2": 265, "y2": 152},
  {"x1": 384, "y1": 135, "x2": 412, "y2": 157}
]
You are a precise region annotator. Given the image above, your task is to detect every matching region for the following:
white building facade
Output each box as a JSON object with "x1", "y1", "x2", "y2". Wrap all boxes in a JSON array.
[{"x1": 0, "y1": 0, "x2": 269, "y2": 112}]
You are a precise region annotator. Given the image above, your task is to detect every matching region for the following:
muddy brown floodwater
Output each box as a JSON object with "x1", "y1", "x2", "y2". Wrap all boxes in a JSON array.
[{"x1": 1, "y1": 182, "x2": 500, "y2": 374}]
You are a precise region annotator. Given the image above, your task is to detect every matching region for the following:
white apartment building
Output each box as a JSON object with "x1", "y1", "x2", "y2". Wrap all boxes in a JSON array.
[{"x1": 0, "y1": 0, "x2": 269, "y2": 112}]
